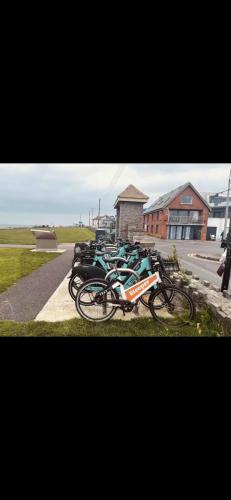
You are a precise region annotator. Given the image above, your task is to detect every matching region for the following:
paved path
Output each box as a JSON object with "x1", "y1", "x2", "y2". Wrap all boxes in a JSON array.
[
  {"x1": 0, "y1": 249, "x2": 73, "y2": 321},
  {"x1": 0, "y1": 243, "x2": 75, "y2": 249}
]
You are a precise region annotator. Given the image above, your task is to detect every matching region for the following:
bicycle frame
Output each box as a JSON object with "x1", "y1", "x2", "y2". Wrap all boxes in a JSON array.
[
  {"x1": 91, "y1": 271, "x2": 162, "y2": 306},
  {"x1": 112, "y1": 272, "x2": 162, "y2": 303},
  {"x1": 106, "y1": 255, "x2": 156, "y2": 290},
  {"x1": 92, "y1": 245, "x2": 139, "y2": 274}
]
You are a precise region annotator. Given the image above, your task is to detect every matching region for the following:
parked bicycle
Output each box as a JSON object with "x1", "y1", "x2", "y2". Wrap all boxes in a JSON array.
[
  {"x1": 68, "y1": 241, "x2": 133, "y2": 300},
  {"x1": 75, "y1": 267, "x2": 195, "y2": 327},
  {"x1": 68, "y1": 243, "x2": 175, "y2": 303}
]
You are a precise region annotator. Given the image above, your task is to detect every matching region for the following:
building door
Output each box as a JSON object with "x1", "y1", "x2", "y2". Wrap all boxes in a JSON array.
[
  {"x1": 169, "y1": 226, "x2": 176, "y2": 239},
  {"x1": 190, "y1": 226, "x2": 201, "y2": 240},
  {"x1": 176, "y1": 226, "x2": 182, "y2": 239},
  {"x1": 182, "y1": 226, "x2": 190, "y2": 240}
]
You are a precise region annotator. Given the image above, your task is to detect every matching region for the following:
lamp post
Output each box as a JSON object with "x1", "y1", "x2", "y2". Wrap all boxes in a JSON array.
[
  {"x1": 221, "y1": 220, "x2": 231, "y2": 292},
  {"x1": 223, "y1": 168, "x2": 231, "y2": 239}
]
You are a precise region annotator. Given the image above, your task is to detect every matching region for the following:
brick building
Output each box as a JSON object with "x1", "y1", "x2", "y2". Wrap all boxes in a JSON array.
[
  {"x1": 114, "y1": 184, "x2": 149, "y2": 240},
  {"x1": 143, "y1": 182, "x2": 210, "y2": 240}
]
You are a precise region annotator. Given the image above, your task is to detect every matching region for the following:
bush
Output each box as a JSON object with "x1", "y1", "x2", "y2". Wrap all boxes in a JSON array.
[{"x1": 167, "y1": 244, "x2": 178, "y2": 262}]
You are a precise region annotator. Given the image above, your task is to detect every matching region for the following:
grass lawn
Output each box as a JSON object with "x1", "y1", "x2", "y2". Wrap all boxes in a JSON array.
[
  {"x1": 0, "y1": 227, "x2": 95, "y2": 245},
  {"x1": 0, "y1": 248, "x2": 60, "y2": 293},
  {"x1": 0, "y1": 307, "x2": 228, "y2": 336}
]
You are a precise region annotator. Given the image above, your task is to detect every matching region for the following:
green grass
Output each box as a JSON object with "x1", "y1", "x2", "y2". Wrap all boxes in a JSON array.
[
  {"x1": 0, "y1": 307, "x2": 228, "y2": 336},
  {"x1": 0, "y1": 248, "x2": 60, "y2": 293},
  {"x1": 0, "y1": 227, "x2": 95, "y2": 245}
]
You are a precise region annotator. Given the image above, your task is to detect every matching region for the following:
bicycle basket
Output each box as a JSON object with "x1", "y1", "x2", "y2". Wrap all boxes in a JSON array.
[{"x1": 162, "y1": 259, "x2": 180, "y2": 273}]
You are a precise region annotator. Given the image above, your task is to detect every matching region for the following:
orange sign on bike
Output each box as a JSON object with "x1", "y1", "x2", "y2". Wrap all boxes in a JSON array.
[{"x1": 125, "y1": 274, "x2": 158, "y2": 303}]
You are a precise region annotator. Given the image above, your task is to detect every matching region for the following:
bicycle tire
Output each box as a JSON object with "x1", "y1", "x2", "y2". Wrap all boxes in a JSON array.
[
  {"x1": 68, "y1": 274, "x2": 83, "y2": 301},
  {"x1": 75, "y1": 278, "x2": 118, "y2": 322},
  {"x1": 140, "y1": 274, "x2": 173, "y2": 309},
  {"x1": 149, "y1": 285, "x2": 195, "y2": 327}
]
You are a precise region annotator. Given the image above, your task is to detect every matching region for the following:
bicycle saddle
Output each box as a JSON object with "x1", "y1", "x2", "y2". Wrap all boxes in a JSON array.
[
  {"x1": 95, "y1": 251, "x2": 112, "y2": 256},
  {"x1": 71, "y1": 265, "x2": 106, "y2": 281}
]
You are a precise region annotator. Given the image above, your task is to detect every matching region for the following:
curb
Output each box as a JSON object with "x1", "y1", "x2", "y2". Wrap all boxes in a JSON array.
[{"x1": 188, "y1": 253, "x2": 220, "y2": 262}]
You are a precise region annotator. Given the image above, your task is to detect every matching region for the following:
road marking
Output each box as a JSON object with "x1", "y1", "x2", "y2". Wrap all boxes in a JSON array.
[{"x1": 187, "y1": 254, "x2": 219, "y2": 263}]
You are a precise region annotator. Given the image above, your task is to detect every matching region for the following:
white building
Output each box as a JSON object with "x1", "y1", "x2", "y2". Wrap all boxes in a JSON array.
[
  {"x1": 201, "y1": 192, "x2": 231, "y2": 240},
  {"x1": 92, "y1": 215, "x2": 115, "y2": 229}
]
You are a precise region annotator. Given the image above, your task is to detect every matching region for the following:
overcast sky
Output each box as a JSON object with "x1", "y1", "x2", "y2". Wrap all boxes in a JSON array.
[{"x1": 0, "y1": 164, "x2": 229, "y2": 226}]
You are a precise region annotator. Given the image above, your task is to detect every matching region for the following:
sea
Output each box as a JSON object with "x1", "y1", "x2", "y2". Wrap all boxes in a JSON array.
[{"x1": 0, "y1": 224, "x2": 33, "y2": 228}]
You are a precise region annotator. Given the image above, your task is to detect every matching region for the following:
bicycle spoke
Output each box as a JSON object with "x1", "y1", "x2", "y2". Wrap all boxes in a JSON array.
[{"x1": 149, "y1": 286, "x2": 195, "y2": 327}]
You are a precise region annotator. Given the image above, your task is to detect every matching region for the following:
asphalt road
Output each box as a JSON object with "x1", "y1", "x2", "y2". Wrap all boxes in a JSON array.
[{"x1": 152, "y1": 239, "x2": 223, "y2": 287}]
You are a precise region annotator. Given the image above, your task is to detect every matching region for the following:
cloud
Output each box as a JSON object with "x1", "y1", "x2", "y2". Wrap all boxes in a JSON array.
[{"x1": 0, "y1": 164, "x2": 229, "y2": 225}]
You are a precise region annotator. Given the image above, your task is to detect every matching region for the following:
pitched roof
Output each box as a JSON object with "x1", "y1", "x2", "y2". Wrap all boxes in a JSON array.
[
  {"x1": 143, "y1": 182, "x2": 211, "y2": 214},
  {"x1": 93, "y1": 214, "x2": 115, "y2": 220},
  {"x1": 114, "y1": 184, "x2": 149, "y2": 208},
  {"x1": 118, "y1": 184, "x2": 149, "y2": 200}
]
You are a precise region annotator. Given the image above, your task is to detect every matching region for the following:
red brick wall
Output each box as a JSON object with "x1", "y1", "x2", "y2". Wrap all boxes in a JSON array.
[
  {"x1": 169, "y1": 187, "x2": 209, "y2": 241},
  {"x1": 144, "y1": 187, "x2": 209, "y2": 240}
]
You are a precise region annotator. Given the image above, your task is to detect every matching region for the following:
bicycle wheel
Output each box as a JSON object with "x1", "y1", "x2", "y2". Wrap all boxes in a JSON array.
[
  {"x1": 149, "y1": 285, "x2": 195, "y2": 327},
  {"x1": 140, "y1": 275, "x2": 173, "y2": 309},
  {"x1": 68, "y1": 274, "x2": 83, "y2": 301},
  {"x1": 75, "y1": 278, "x2": 118, "y2": 322}
]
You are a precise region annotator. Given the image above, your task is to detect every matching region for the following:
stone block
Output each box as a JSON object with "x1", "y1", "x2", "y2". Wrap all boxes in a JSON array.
[
  {"x1": 210, "y1": 285, "x2": 220, "y2": 293},
  {"x1": 192, "y1": 275, "x2": 200, "y2": 280},
  {"x1": 185, "y1": 270, "x2": 193, "y2": 276},
  {"x1": 217, "y1": 311, "x2": 227, "y2": 320},
  {"x1": 202, "y1": 280, "x2": 210, "y2": 287},
  {"x1": 189, "y1": 284, "x2": 198, "y2": 291},
  {"x1": 209, "y1": 303, "x2": 221, "y2": 315},
  {"x1": 192, "y1": 291, "x2": 200, "y2": 301}
]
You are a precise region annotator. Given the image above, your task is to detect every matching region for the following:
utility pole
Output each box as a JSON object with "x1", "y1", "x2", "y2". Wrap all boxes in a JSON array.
[
  {"x1": 98, "y1": 199, "x2": 101, "y2": 228},
  {"x1": 223, "y1": 168, "x2": 231, "y2": 239}
]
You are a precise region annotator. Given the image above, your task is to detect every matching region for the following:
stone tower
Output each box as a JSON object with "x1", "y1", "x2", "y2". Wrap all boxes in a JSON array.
[{"x1": 114, "y1": 184, "x2": 149, "y2": 241}]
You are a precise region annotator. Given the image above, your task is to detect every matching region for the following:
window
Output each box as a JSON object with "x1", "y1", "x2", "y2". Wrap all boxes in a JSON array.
[
  {"x1": 147, "y1": 225, "x2": 149, "y2": 232},
  {"x1": 152, "y1": 213, "x2": 154, "y2": 221},
  {"x1": 181, "y1": 195, "x2": 192, "y2": 204},
  {"x1": 151, "y1": 225, "x2": 153, "y2": 233},
  {"x1": 156, "y1": 212, "x2": 159, "y2": 220},
  {"x1": 156, "y1": 225, "x2": 159, "y2": 233}
]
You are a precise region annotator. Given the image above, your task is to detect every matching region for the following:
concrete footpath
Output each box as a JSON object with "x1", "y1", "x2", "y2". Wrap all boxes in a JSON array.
[
  {"x1": 35, "y1": 271, "x2": 151, "y2": 322},
  {"x1": 0, "y1": 249, "x2": 73, "y2": 321}
]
